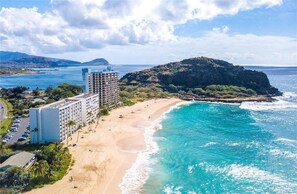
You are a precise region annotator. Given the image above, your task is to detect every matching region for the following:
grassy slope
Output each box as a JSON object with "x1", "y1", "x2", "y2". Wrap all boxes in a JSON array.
[{"x1": 0, "y1": 98, "x2": 13, "y2": 136}]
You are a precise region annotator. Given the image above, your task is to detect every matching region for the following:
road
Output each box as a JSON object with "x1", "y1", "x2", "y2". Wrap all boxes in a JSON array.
[
  {"x1": 7, "y1": 118, "x2": 29, "y2": 145},
  {"x1": 0, "y1": 100, "x2": 7, "y2": 124}
]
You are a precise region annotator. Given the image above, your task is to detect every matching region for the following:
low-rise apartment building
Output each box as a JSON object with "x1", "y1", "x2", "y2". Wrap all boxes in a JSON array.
[{"x1": 29, "y1": 93, "x2": 99, "y2": 144}]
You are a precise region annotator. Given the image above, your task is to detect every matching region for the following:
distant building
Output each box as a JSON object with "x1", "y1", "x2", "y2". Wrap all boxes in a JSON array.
[
  {"x1": 29, "y1": 93, "x2": 99, "y2": 144},
  {"x1": 82, "y1": 68, "x2": 90, "y2": 93},
  {"x1": 83, "y1": 67, "x2": 119, "y2": 107},
  {"x1": 0, "y1": 152, "x2": 35, "y2": 171},
  {"x1": 32, "y1": 98, "x2": 46, "y2": 104}
]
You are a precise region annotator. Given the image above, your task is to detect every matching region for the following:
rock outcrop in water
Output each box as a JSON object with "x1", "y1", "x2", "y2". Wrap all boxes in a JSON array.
[{"x1": 120, "y1": 57, "x2": 281, "y2": 100}]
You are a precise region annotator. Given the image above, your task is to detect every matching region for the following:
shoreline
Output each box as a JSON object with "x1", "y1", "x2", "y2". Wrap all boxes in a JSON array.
[
  {"x1": 27, "y1": 98, "x2": 182, "y2": 194},
  {"x1": 0, "y1": 71, "x2": 42, "y2": 76},
  {"x1": 181, "y1": 95, "x2": 277, "y2": 103}
]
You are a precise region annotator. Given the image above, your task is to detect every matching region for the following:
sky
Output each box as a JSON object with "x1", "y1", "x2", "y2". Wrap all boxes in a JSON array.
[{"x1": 0, "y1": 0, "x2": 296, "y2": 66}]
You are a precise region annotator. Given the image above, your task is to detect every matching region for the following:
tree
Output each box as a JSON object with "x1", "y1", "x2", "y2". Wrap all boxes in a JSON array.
[
  {"x1": 100, "y1": 108, "x2": 109, "y2": 116},
  {"x1": 96, "y1": 111, "x2": 103, "y2": 127},
  {"x1": 32, "y1": 87, "x2": 40, "y2": 97},
  {"x1": 0, "y1": 166, "x2": 29, "y2": 188},
  {"x1": 66, "y1": 120, "x2": 75, "y2": 145},
  {"x1": 31, "y1": 160, "x2": 49, "y2": 178},
  {"x1": 45, "y1": 86, "x2": 53, "y2": 96},
  {"x1": 76, "y1": 124, "x2": 82, "y2": 142}
]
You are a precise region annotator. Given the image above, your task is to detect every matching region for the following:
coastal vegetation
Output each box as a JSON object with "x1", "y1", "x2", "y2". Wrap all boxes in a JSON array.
[
  {"x1": 45, "y1": 83, "x2": 83, "y2": 101},
  {"x1": 0, "y1": 68, "x2": 39, "y2": 76},
  {"x1": 0, "y1": 83, "x2": 82, "y2": 137},
  {"x1": 0, "y1": 99, "x2": 13, "y2": 136},
  {"x1": 0, "y1": 83, "x2": 82, "y2": 117},
  {"x1": 0, "y1": 143, "x2": 72, "y2": 192},
  {"x1": 120, "y1": 57, "x2": 281, "y2": 103}
]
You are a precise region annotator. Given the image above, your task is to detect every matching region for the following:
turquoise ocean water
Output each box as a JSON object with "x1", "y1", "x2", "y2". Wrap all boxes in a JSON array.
[{"x1": 120, "y1": 67, "x2": 297, "y2": 193}]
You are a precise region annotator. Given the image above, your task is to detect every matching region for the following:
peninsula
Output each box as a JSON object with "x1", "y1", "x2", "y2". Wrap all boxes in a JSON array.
[
  {"x1": 0, "y1": 68, "x2": 40, "y2": 76},
  {"x1": 120, "y1": 57, "x2": 281, "y2": 103}
]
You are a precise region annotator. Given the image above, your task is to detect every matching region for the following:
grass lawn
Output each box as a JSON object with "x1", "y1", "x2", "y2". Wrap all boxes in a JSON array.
[{"x1": 0, "y1": 98, "x2": 14, "y2": 136}]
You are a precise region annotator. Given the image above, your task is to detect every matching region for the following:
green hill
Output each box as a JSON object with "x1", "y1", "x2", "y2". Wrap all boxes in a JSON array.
[{"x1": 120, "y1": 57, "x2": 281, "y2": 104}]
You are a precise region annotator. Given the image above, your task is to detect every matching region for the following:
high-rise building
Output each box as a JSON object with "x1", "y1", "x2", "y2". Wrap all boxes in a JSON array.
[
  {"x1": 83, "y1": 67, "x2": 119, "y2": 107},
  {"x1": 82, "y1": 68, "x2": 90, "y2": 93},
  {"x1": 29, "y1": 93, "x2": 99, "y2": 144}
]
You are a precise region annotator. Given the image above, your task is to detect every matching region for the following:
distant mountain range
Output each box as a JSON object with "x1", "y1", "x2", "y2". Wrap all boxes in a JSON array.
[{"x1": 0, "y1": 51, "x2": 109, "y2": 68}]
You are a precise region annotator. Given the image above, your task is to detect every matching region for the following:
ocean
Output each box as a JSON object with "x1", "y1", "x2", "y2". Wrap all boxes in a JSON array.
[
  {"x1": 1, "y1": 65, "x2": 296, "y2": 193},
  {"x1": 120, "y1": 67, "x2": 297, "y2": 193},
  {"x1": 0, "y1": 65, "x2": 153, "y2": 89}
]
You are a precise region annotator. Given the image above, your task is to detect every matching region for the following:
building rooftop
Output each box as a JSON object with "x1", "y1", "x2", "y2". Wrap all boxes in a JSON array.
[
  {"x1": 90, "y1": 70, "x2": 118, "y2": 74},
  {"x1": 47, "y1": 99, "x2": 79, "y2": 109},
  {"x1": 0, "y1": 152, "x2": 35, "y2": 170},
  {"x1": 74, "y1": 93, "x2": 98, "y2": 99}
]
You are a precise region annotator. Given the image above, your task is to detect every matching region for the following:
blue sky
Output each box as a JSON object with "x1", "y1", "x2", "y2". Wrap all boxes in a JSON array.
[
  {"x1": 0, "y1": 0, "x2": 296, "y2": 65},
  {"x1": 175, "y1": 0, "x2": 297, "y2": 37}
]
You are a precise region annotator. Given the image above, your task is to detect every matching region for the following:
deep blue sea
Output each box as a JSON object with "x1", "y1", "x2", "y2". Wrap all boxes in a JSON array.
[
  {"x1": 1, "y1": 65, "x2": 296, "y2": 193},
  {"x1": 120, "y1": 66, "x2": 297, "y2": 193},
  {"x1": 0, "y1": 65, "x2": 153, "y2": 89}
]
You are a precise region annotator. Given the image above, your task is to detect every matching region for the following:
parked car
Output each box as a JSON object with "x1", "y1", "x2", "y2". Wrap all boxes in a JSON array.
[
  {"x1": 18, "y1": 137, "x2": 26, "y2": 141},
  {"x1": 11, "y1": 127, "x2": 18, "y2": 132},
  {"x1": 2, "y1": 139, "x2": 8, "y2": 143},
  {"x1": 22, "y1": 134, "x2": 29, "y2": 138},
  {"x1": 12, "y1": 124, "x2": 19, "y2": 127}
]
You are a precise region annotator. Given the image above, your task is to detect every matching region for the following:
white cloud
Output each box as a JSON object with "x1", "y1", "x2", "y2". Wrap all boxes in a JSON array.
[
  {"x1": 212, "y1": 25, "x2": 230, "y2": 33},
  {"x1": 47, "y1": 31, "x2": 297, "y2": 66},
  {"x1": 0, "y1": 0, "x2": 284, "y2": 54}
]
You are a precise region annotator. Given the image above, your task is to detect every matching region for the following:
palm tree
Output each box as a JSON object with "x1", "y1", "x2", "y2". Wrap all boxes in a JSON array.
[
  {"x1": 32, "y1": 160, "x2": 49, "y2": 177},
  {"x1": 76, "y1": 124, "x2": 82, "y2": 142},
  {"x1": 88, "y1": 120, "x2": 92, "y2": 130},
  {"x1": 96, "y1": 111, "x2": 103, "y2": 127},
  {"x1": 66, "y1": 120, "x2": 75, "y2": 145},
  {"x1": 91, "y1": 120, "x2": 96, "y2": 132}
]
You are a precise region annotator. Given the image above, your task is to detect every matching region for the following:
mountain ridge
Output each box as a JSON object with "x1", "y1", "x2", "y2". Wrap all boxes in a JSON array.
[{"x1": 0, "y1": 51, "x2": 109, "y2": 68}]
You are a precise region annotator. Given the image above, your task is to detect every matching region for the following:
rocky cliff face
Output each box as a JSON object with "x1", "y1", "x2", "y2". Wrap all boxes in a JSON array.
[{"x1": 121, "y1": 57, "x2": 281, "y2": 96}]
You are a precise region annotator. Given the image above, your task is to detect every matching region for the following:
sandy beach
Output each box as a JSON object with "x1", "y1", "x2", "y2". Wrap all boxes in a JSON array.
[{"x1": 28, "y1": 98, "x2": 182, "y2": 194}]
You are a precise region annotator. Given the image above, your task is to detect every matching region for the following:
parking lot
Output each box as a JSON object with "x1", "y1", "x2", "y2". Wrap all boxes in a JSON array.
[{"x1": 3, "y1": 118, "x2": 30, "y2": 145}]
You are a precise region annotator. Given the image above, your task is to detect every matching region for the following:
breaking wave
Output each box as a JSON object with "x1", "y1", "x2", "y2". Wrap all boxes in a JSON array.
[
  {"x1": 240, "y1": 92, "x2": 297, "y2": 111},
  {"x1": 119, "y1": 101, "x2": 194, "y2": 193}
]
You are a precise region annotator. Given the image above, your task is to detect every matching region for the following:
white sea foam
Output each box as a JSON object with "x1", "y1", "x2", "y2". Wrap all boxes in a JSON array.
[
  {"x1": 119, "y1": 101, "x2": 193, "y2": 194},
  {"x1": 199, "y1": 162, "x2": 296, "y2": 192},
  {"x1": 275, "y1": 137, "x2": 297, "y2": 144},
  {"x1": 240, "y1": 92, "x2": 297, "y2": 111},
  {"x1": 200, "y1": 142, "x2": 217, "y2": 147},
  {"x1": 226, "y1": 142, "x2": 241, "y2": 147},
  {"x1": 270, "y1": 149, "x2": 297, "y2": 160},
  {"x1": 163, "y1": 185, "x2": 183, "y2": 194}
]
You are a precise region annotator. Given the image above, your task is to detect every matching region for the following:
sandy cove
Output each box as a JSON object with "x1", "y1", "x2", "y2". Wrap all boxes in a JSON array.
[{"x1": 28, "y1": 98, "x2": 182, "y2": 194}]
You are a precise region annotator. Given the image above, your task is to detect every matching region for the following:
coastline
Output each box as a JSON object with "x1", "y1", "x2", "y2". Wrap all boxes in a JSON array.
[
  {"x1": 0, "y1": 71, "x2": 41, "y2": 76},
  {"x1": 181, "y1": 95, "x2": 276, "y2": 103},
  {"x1": 27, "y1": 98, "x2": 182, "y2": 194}
]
